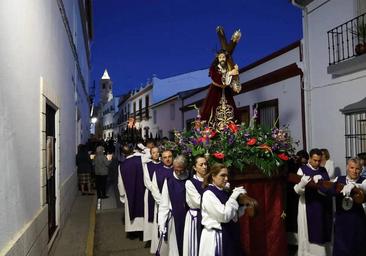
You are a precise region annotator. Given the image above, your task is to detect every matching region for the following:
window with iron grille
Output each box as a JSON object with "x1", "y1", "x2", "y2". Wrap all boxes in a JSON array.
[
  {"x1": 344, "y1": 112, "x2": 366, "y2": 160},
  {"x1": 255, "y1": 99, "x2": 279, "y2": 129}
]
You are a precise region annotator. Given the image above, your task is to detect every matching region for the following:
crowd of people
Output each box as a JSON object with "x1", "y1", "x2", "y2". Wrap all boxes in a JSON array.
[
  {"x1": 114, "y1": 139, "x2": 247, "y2": 256},
  {"x1": 76, "y1": 137, "x2": 366, "y2": 256},
  {"x1": 287, "y1": 148, "x2": 366, "y2": 256}
]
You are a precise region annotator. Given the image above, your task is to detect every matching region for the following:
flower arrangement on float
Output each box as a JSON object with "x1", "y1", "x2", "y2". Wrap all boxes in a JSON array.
[{"x1": 164, "y1": 110, "x2": 298, "y2": 176}]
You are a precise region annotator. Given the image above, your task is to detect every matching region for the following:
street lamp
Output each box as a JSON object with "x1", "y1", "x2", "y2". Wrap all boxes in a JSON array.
[{"x1": 91, "y1": 117, "x2": 98, "y2": 124}]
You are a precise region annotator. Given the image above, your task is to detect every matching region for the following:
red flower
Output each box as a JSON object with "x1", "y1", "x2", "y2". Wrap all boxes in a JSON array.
[
  {"x1": 212, "y1": 152, "x2": 225, "y2": 159},
  {"x1": 210, "y1": 130, "x2": 217, "y2": 138},
  {"x1": 228, "y1": 122, "x2": 238, "y2": 133},
  {"x1": 247, "y1": 138, "x2": 257, "y2": 146},
  {"x1": 197, "y1": 137, "x2": 207, "y2": 144},
  {"x1": 203, "y1": 127, "x2": 217, "y2": 138},
  {"x1": 277, "y1": 153, "x2": 289, "y2": 161}
]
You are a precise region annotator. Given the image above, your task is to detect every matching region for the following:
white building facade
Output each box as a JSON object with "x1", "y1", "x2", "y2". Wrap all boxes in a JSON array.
[
  {"x1": 0, "y1": 0, "x2": 93, "y2": 255},
  {"x1": 293, "y1": 0, "x2": 366, "y2": 172}
]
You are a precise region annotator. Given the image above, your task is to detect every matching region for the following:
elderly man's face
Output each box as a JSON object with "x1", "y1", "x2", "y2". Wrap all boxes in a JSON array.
[
  {"x1": 173, "y1": 163, "x2": 186, "y2": 176},
  {"x1": 161, "y1": 151, "x2": 173, "y2": 167}
]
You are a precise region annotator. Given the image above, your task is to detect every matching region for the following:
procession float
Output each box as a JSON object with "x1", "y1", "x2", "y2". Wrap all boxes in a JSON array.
[{"x1": 163, "y1": 26, "x2": 298, "y2": 256}]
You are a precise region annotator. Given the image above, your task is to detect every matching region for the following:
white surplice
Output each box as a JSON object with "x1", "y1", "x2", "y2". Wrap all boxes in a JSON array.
[
  {"x1": 198, "y1": 185, "x2": 245, "y2": 256},
  {"x1": 294, "y1": 166, "x2": 331, "y2": 256},
  {"x1": 183, "y1": 175, "x2": 203, "y2": 256},
  {"x1": 158, "y1": 174, "x2": 182, "y2": 256}
]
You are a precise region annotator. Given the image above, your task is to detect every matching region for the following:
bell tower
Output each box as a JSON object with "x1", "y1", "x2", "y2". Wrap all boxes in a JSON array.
[{"x1": 100, "y1": 69, "x2": 113, "y2": 105}]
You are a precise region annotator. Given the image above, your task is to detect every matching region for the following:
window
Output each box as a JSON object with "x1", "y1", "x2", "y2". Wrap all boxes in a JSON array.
[
  {"x1": 170, "y1": 103, "x2": 175, "y2": 120},
  {"x1": 341, "y1": 98, "x2": 366, "y2": 160},
  {"x1": 102, "y1": 84, "x2": 105, "y2": 89},
  {"x1": 186, "y1": 118, "x2": 195, "y2": 131},
  {"x1": 153, "y1": 109, "x2": 157, "y2": 124},
  {"x1": 133, "y1": 102, "x2": 136, "y2": 118},
  {"x1": 255, "y1": 99, "x2": 279, "y2": 129},
  {"x1": 344, "y1": 112, "x2": 366, "y2": 160},
  {"x1": 238, "y1": 106, "x2": 250, "y2": 125},
  {"x1": 145, "y1": 95, "x2": 149, "y2": 119},
  {"x1": 139, "y1": 99, "x2": 143, "y2": 120}
]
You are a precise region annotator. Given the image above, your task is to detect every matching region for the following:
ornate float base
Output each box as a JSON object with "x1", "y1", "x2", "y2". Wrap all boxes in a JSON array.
[{"x1": 230, "y1": 167, "x2": 287, "y2": 256}]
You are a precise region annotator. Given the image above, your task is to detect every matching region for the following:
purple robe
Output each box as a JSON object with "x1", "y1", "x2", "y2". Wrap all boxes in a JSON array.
[
  {"x1": 189, "y1": 177, "x2": 204, "y2": 250},
  {"x1": 301, "y1": 165, "x2": 333, "y2": 244},
  {"x1": 146, "y1": 161, "x2": 162, "y2": 223},
  {"x1": 155, "y1": 165, "x2": 173, "y2": 192},
  {"x1": 167, "y1": 175, "x2": 189, "y2": 256},
  {"x1": 333, "y1": 176, "x2": 366, "y2": 256},
  {"x1": 206, "y1": 185, "x2": 243, "y2": 256},
  {"x1": 120, "y1": 156, "x2": 145, "y2": 220}
]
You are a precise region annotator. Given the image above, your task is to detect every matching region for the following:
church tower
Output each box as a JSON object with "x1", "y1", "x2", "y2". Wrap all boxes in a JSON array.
[{"x1": 100, "y1": 69, "x2": 113, "y2": 105}]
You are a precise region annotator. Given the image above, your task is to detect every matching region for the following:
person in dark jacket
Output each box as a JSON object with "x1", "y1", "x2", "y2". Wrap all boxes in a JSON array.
[
  {"x1": 94, "y1": 145, "x2": 112, "y2": 199},
  {"x1": 76, "y1": 144, "x2": 93, "y2": 195}
]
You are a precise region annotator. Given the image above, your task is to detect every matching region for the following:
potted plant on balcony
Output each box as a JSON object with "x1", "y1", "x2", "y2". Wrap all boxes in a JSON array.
[{"x1": 353, "y1": 23, "x2": 366, "y2": 55}]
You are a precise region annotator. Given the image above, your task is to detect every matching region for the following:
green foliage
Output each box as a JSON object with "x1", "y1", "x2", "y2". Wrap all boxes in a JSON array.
[{"x1": 165, "y1": 117, "x2": 298, "y2": 176}]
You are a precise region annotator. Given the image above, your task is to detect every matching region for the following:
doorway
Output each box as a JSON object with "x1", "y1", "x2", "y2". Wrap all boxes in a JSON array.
[{"x1": 46, "y1": 104, "x2": 57, "y2": 239}]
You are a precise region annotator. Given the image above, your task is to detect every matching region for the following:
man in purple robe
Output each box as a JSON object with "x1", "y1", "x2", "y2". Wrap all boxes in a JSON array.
[
  {"x1": 149, "y1": 149, "x2": 173, "y2": 254},
  {"x1": 118, "y1": 145, "x2": 146, "y2": 239},
  {"x1": 332, "y1": 157, "x2": 366, "y2": 256},
  {"x1": 294, "y1": 148, "x2": 333, "y2": 256},
  {"x1": 158, "y1": 155, "x2": 189, "y2": 256}
]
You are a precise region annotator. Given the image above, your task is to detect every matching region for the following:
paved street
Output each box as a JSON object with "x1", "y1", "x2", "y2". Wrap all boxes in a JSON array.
[{"x1": 93, "y1": 176, "x2": 151, "y2": 256}]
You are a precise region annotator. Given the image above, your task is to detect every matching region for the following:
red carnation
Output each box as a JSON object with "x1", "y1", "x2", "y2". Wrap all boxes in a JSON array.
[
  {"x1": 247, "y1": 138, "x2": 257, "y2": 146},
  {"x1": 197, "y1": 137, "x2": 207, "y2": 143},
  {"x1": 210, "y1": 130, "x2": 217, "y2": 138},
  {"x1": 277, "y1": 153, "x2": 289, "y2": 161},
  {"x1": 228, "y1": 122, "x2": 238, "y2": 133},
  {"x1": 212, "y1": 152, "x2": 225, "y2": 159}
]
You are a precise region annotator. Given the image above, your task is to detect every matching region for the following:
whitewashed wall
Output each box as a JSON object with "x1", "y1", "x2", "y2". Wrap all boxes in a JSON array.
[
  {"x1": 301, "y1": 0, "x2": 366, "y2": 171},
  {"x1": 0, "y1": 0, "x2": 91, "y2": 254},
  {"x1": 152, "y1": 69, "x2": 210, "y2": 104},
  {"x1": 151, "y1": 97, "x2": 182, "y2": 138}
]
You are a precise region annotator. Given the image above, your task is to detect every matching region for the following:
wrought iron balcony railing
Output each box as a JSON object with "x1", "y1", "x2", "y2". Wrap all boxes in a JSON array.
[{"x1": 327, "y1": 12, "x2": 366, "y2": 65}]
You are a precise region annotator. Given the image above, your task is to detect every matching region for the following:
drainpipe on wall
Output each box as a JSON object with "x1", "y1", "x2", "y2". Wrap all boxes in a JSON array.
[{"x1": 292, "y1": 0, "x2": 313, "y2": 150}]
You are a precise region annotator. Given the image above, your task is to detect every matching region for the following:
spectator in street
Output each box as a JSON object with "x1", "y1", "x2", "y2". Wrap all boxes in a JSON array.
[
  {"x1": 94, "y1": 145, "x2": 112, "y2": 199},
  {"x1": 158, "y1": 155, "x2": 189, "y2": 256},
  {"x1": 294, "y1": 148, "x2": 333, "y2": 256},
  {"x1": 321, "y1": 148, "x2": 335, "y2": 180},
  {"x1": 183, "y1": 156, "x2": 207, "y2": 256},
  {"x1": 199, "y1": 163, "x2": 246, "y2": 256},
  {"x1": 76, "y1": 144, "x2": 93, "y2": 195},
  {"x1": 332, "y1": 157, "x2": 366, "y2": 256}
]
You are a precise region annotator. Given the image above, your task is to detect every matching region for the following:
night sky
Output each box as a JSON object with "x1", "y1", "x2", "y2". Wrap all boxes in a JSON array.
[{"x1": 91, "y1": 0, "x2": 302, "y2": 101}]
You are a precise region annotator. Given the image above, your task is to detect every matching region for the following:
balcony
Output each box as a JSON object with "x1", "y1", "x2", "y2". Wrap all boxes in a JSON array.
[{"x1": 327, "y1": 12, "x2": 366, "y2": 75}]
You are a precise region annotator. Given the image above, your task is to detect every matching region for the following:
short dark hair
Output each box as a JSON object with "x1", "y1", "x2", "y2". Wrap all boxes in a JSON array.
[
  {"x1": 296, "y1": 150, "x2": 309, "y2": 160},
  {"x1": 309, "y1": 148, "x2": 322, "y2": 157}
]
